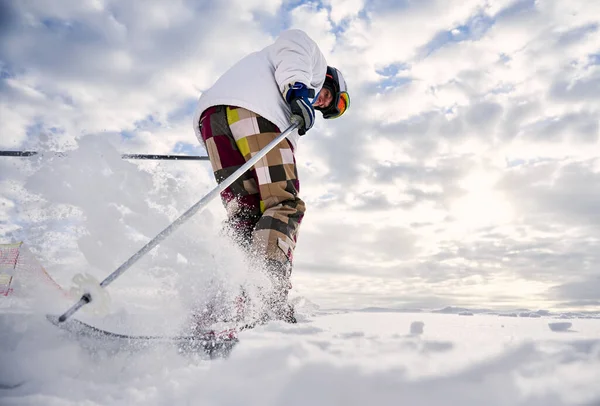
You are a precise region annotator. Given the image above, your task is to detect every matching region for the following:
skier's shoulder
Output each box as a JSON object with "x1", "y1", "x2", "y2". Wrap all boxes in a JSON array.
[
  {"x1": 273, "y1": 29, "x2": 319, "y2": 49},
  {"x1": 277, "y1": 28, "x2": 313, "y2": 41}
]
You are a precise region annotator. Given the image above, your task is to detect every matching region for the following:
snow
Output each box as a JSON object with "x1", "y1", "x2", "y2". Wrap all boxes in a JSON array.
[
  {"x1": 410, "y1": 320, "x2": 424, "y2": 335},
  {"x1": 548, "y1": 322, "x2": 574, "y2": 333},
  {"x1": 1, "y1": 308, "x2": 600, "y2": 405}
]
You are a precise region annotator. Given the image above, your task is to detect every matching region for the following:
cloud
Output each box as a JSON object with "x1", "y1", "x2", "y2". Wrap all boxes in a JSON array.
[
  {"x1": 0, "y1": 0, "x2": 273, "y2": 149},
  {"x1": 324, "y1": 0, "x2": 364, "y2": 25},
  {"x1": 521, "y1": 111, "x2": 599, "y2": 144},
  {"x1": 550, "y1": 70, "x2": 600, "y2": 103},
  {"x1": 498, "y1": 159, "x2": 600, "y2": 228},
  {"x1": 550, "y1": 277, "x2": 600, "y2": 302}
]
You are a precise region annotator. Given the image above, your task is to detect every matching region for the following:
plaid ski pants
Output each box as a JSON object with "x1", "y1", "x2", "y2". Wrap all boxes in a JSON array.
[{"x1": 199, "y1": 105, "x2": 306, "y2": 267}]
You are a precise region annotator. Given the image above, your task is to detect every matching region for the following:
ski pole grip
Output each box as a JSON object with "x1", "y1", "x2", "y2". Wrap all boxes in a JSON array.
[{"x1": 58, "y1": 293, "x2": 92, "y2": 322}]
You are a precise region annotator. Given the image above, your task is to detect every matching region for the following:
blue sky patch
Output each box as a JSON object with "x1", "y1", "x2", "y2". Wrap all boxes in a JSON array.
[
  {"x1": 376, "y1": 63, "x2": 409, "y2": 77},
  {"x1": 490, "y1": 83, "x2": 515, "y2": 95},
  {"x1": 495, "y1": 0, "x2": 537, "y2": 20},
  {"x1": 420, "y1": 13, "x2": 495, "y2": 57},
  {"x1": 418, "y1": 0, "x2": 537, "y2": 59},
  {"x1": 505, "y1": 158, "x2": 526, "y2": 168},
  {"x1": 26, "y1": 121, "x2": 45, "y2": 138},
  {"x1": 40, "y1": 18, "x2": 103, "y2": 43},
  {"x1": 375, "y1": 63, "x2": 412, "y2": 91},
  {"x1": 47, "y1": 127, "x2": 65, "y2": 135},
  {"x1": 133, "y1": 114, "x2": 162, "y2": 132},
  {"x1": 173, "y1": 141, "x2": 204, "y2": 155},
  {"x1": 276, "y1": 0, "x2": 326, "y2": 33},
  {"x1": 119, "y1": 130, "x2": 136, "y2": 140},
  {"x1": 557, "y1": 23, "x2": 598, "y2": 47},
  {"x1": 377, "y1": 76, "x2": 412, "y2": 91},
  {"x1": 362, "y1": 0, "x2": 412, "y2": 15},
  {"x1": 41, "y1": 18, "x2": 73, "y2": 31},
  {"x1": 0, "y1": 65, "x2": 15, "y2": 80},
  {"x1": 498, "y1": 53, "x2": 511, "y2": 64},
  {"x1": 167, "y1": 99, "x2": 198, "y2": 123}
]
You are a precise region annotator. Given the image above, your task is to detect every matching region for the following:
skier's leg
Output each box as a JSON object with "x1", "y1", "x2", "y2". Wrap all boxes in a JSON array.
[
  {"x1": 224, "y1": 106, "x2": 306, "y2": 322},
  {"x1": 199, "y1": 106, "x2": 262, "y2": 248},
  {"x1": 195, "y1": 106, "x2": 262, "y2": 328}
]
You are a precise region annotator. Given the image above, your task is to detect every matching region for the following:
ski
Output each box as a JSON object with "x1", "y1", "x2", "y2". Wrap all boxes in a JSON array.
[{"x1": 46, "y1": 315, "x2": 238, "y2": 358}]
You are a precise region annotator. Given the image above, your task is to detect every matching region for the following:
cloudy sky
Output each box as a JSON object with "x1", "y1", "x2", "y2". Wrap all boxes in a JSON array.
[{"x1": 1, "y1": 0, "x2": 599, "y2": 312}]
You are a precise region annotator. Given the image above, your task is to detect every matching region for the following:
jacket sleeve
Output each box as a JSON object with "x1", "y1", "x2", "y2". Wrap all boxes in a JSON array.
[{"x1": 268, "y1": 29, "x2": 328, "y2": 96}]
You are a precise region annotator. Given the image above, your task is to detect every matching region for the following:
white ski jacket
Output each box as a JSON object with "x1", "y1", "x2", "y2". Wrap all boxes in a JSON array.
[{"x1": 192, "y1": 29, "x2": 328, "y2": 151}]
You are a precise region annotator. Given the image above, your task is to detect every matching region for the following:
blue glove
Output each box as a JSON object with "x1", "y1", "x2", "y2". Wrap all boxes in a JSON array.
[{"x1": 284, "y1": 82, "x2": 315, "y2": 135}]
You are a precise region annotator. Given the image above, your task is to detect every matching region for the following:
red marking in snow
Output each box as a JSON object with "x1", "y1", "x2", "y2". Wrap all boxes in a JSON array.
[{"x1": 0, "y1": 248, "x2": 19, "y2": 266}]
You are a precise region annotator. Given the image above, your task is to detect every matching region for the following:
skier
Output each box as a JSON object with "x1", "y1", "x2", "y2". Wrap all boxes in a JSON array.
[{"x1": 193, "y1": 29, "x2": 350, "y2": 324}]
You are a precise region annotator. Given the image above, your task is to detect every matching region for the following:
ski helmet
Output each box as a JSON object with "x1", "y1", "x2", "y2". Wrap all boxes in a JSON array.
[{"x1": 316, "y1": 66, "x2": 350, "y2": 119}]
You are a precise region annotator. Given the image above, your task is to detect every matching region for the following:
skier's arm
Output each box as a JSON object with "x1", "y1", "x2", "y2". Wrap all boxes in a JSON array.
[{"x1": 269, "y1": 29, "x2": 328, "y2": 95}]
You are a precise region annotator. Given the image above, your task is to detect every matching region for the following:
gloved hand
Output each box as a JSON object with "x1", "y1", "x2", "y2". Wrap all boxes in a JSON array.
[{"x1": 284, "y1": 82, "x2": 315, "y2": 135}]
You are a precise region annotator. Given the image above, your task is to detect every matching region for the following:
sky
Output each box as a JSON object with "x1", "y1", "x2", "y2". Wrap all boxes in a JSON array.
[{"x1": 0, "y1": 0, "x2": 599, "y2": 312}]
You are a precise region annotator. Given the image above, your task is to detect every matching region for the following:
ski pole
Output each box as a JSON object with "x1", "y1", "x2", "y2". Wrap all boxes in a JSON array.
[
  {"x1": 0, "y1": 151, "x2": 43, "y2": 157},
  {"x1": 58, "y1": 117, "x2": 302, "y2": 322},
  {"x1": 0, "y1": 151, "x2": 209, "y2": 160},
  {"x1": 121, "y1": 154, "x2": 209, "y2": 161}
]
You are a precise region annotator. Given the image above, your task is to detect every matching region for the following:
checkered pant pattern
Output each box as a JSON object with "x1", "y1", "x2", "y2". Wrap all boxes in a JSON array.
[{"x1": 199, "y1": 106, "x2": 306, "y2": 266}]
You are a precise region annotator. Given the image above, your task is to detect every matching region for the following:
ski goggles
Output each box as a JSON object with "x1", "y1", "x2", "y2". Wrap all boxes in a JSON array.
[
  {"x1": 321, "y1": 67, "x2": 350, "y2": 119},
  {"x1": 322, "y1": 90, "x2": 350, "y2": 119}
]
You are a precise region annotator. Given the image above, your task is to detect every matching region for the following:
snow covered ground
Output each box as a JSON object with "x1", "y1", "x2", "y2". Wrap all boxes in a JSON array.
[{"x1": 1, "y1": 306, "x2": 599, "y2": 406}]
